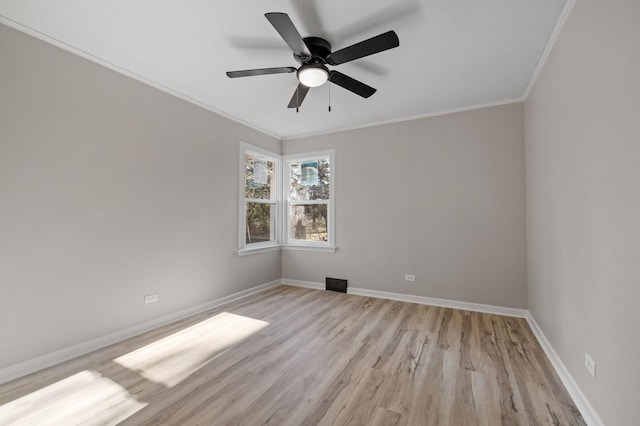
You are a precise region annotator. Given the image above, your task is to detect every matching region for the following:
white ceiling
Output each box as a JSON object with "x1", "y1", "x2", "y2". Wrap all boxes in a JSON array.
[{"x1": 0, "y1": 0, "x2": 568, "y2": 139}]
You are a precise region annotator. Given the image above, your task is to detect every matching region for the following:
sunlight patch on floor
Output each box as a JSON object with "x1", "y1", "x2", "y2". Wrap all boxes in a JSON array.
[
  {"x1": 115, "y1": 312, "x2": 269, "y2": 387},
  {"x1": 0, "y1": 370, "x2": 147, "y2": 426}
]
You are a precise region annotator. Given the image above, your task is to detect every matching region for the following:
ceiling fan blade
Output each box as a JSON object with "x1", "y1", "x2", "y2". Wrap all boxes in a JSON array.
[
  {"x1": 226, "y1": 67, "x2": 297, "y2": 78},
  {"x1": 288, "y1": 84, "x2": 311, "y2": 108},
  {"x1": 328, "y1": 30, "x2": 399, "y2": 65},
  {"x1": 329, "y1": 71, "x2": 376, "y2": 98},
  {"x1": 265, "y1": 12, "x2": 311, "y2": 57}
]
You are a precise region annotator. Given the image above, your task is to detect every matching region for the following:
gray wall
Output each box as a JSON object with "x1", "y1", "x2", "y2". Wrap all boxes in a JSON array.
[
  {"x1": 0, "y1": 24, "x2": 281, "y2": 370},
  {"x1": 525, "y1": 0, "x2": 640, "y2": 424},
  {"x1": 283, "y1": 103, "x2": 527, "y2": 308}
]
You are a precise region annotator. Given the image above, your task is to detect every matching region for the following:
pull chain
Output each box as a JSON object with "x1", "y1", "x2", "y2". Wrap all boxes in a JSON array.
[
  {"x1": 328, "y1": 82, "x2": 332, "y2": 112},
  {"x1": 296, "y1": 85, "x2": 299, "y2": 113}
]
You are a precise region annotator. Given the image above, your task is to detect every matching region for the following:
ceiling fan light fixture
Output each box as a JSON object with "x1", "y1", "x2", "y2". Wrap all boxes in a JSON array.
[
  {"x1": 298, "y1": 64, "x2": 329, "y2": 88},
  {"x1": 226, "y1": 13, "x2": 399, "y2": 108}
]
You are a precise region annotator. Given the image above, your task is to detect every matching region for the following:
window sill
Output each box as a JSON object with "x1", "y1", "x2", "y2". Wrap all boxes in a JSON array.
[
  {"x1": 237, "y1": 245, "x2": 338, "y2": 256},
  {"x1": 282, "y1": 245, "x2": 337, "y2": 253},
  {"x1": 237, "y1": 245, "x2": 281, "y2": 256}
]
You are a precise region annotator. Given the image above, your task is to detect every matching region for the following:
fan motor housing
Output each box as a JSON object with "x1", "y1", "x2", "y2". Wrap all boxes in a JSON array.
[{"x1": 295, "y1": 37, "x2": 332, "y2": 64}]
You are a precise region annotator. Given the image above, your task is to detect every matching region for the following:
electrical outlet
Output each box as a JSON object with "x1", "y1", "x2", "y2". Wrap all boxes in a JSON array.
[
  {"x1": 585, "y1": 353, "x2": 596, "y2": 378},
  {"x1": 144, "y1": 293, "x2": 158, "y2": 304},
  {"x1": 405, "y1": 274, "x2": 416, "y2": 282}
]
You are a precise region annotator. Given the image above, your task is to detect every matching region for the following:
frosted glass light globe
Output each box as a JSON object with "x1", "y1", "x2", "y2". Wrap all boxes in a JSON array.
[{"x1": 298, "y1": 65, "x2": 329, "y2": 88}]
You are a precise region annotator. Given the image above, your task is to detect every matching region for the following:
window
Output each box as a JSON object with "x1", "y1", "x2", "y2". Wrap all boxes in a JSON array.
[
  {"x1": 238, "y1": 144, "x2": 335, "y2": 254},
  {"x1": 284, "y1": 151, "x2": 335, "y2": 249},
  {"x1": 239, "y1": 144, "x2": 280, "y2": 252}
]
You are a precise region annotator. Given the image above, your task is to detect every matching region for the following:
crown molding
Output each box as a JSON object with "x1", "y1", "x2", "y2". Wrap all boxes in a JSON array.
[{"x1": 520, "y1": 0, "x2": 576, "y2": 99}]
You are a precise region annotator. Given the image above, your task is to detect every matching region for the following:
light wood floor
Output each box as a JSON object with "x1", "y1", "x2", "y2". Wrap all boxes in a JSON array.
[{"x1": 0, "y1": 285, "x2": 585, "y2": 425}]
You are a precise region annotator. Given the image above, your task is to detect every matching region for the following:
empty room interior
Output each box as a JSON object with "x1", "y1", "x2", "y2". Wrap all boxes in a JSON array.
[{"x1": 0, "y1": 0, "x2": 638, "y2": 425}]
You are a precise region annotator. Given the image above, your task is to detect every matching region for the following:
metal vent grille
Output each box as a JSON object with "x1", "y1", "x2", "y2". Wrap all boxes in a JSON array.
[{"x1": 325, "y1": 277, "x2": 347, "y2": 293}]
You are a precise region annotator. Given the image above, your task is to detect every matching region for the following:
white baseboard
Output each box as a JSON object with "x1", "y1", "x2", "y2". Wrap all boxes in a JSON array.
[
  {"x1": 348, "y1": 287, "x2": 529, "y2": 318},
  {"x1": 526, "y1": 314, "x2": 604, "y2": 426},
  {"x1": 0, "y1": 279, "x2": 281, "y2": 385},
  {"x1": 281, "y1": 279, "x2": 325, "y2": 290},
  {"x1": 282, "y1": 279, "x2": 528, "y2": 318}
]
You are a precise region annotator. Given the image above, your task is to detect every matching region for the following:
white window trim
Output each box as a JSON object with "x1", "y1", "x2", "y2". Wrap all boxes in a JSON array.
[
  {"x1": 283, "y1": 149, "x2": 336, "y2": 250},
  {"x1": 238, "y1": 144, "x2": 336, "y2": 255},
  {"x1": 238, "y1": 142, "x2": 282, "y2": 254}
]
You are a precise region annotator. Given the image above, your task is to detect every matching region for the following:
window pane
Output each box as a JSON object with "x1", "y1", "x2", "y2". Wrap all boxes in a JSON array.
[
  {"x1": 246, "y1": 202, "x2": 275, "y2": 244},
  {"x1": 290, "y1": 204, "x2": 328, "y2": 241},
  {"x1": 245, "y1": 155, "x2": 274, "y2": 200},
  {"x1": 289, "y1": 159, "x2": 330, "y2": 201}
]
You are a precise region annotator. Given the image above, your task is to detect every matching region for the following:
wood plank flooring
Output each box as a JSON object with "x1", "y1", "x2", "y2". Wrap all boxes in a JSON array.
[{"x1": 0, "y1": 285, "x2": 585, "y2": 425}]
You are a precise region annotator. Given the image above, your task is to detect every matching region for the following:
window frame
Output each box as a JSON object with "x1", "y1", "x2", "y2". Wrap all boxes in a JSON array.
[
  {"x1": 283, "y1": 150, "x2": 335, "y2": 250},
  {"x1": 238, "y1": 142, "x2": 282, "y2": 255},
  {"x1": 238, "y1": 144, "x2": 336, "y2": 255}
]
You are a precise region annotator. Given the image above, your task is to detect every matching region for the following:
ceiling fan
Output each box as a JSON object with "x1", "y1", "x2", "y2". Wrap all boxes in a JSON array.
[{"x1": 226, "y1": 12, "x2": 399, "y2": 110}]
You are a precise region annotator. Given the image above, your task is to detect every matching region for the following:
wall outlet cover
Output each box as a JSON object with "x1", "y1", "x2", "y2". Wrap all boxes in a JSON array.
[
  {"x1": 144, "y1": 294, "x2": 159, "y2": 304},
  {"x1": 584, "y1": 353, "x2": 596, "y2": 378}
]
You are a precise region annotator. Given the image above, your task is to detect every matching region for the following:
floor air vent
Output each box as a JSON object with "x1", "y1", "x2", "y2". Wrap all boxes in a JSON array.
[{"x1": 326, "y1": 277, "x2": 347, "y2": 293}]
